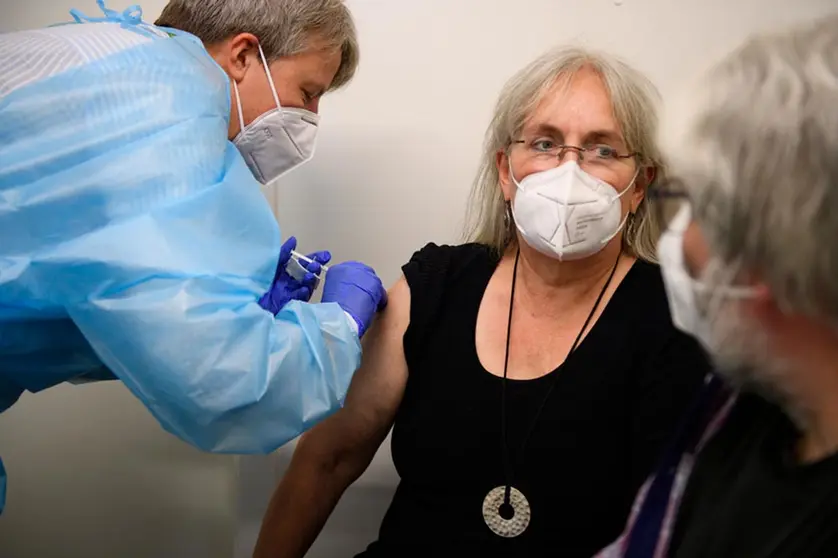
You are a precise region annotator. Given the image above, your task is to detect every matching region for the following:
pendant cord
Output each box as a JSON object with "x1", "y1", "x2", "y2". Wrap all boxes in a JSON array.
[
  {"x1": 501, "y1": 250, "x2": 621, "y2": 505},
  {"x1": 500, "y1": 250, "x2": 521, "y2": 505}
]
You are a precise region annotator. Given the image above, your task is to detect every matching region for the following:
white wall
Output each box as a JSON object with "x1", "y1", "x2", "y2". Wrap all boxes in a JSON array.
[
  {"x1": 2, "y1": 1, "x2": 836, "y2": 558},
  {"x1": 0, "y1": 384, "x2": 237, "y2": 558}
]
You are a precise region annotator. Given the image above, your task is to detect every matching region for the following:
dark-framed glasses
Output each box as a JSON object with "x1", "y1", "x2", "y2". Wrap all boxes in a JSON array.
[{"x1": 648, "y1": 177, "x2": 690, "y2": 228}]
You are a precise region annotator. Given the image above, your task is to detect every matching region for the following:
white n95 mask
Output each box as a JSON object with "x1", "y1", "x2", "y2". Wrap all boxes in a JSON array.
[
  {"x1": 510, "y1": 160, "x2": 636, "y2": 261},
  {"x1": 232, "y1": 44, "x2": 319, "y2": 186},
  {"x1": 657, "y1": 204, "x2": 757, "y2": 351},
  {"x1": 657, "y1": 204, "x2": 707, "y2": 340}
]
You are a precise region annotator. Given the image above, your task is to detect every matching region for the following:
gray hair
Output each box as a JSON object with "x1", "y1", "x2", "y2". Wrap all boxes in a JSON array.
[
  {"x1": 661, "y1": 14, "x2": 838, "y2": 320},
  {"x1": 464, "y1": 46, "x2": 666, "y2": 261},
  {"x1": 155, "y1": 0, "x2": 359, "y2": 91}
]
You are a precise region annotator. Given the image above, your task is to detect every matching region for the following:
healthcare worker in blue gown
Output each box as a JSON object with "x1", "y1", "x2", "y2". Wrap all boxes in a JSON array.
[{"x1": 0, "y1": 1, "x2": 388, "y2": 513}]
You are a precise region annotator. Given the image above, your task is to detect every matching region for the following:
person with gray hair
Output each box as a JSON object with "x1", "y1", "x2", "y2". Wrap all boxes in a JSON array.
[
  {"x1": 596, "y1": 12, "x2": 838, "y2": 558},
  {"x1": 0, "y1": 0, "x2": 386, "y2": 515},
  {"x1": 253, "y1": 46, "x2": 707, "y2": 558},
  {"x1": 155, "y1": 0, "x2": 359, "y2": 142}
]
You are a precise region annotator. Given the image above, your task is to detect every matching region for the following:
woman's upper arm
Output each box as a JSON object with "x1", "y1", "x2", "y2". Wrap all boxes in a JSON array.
[
  {"x1": 297, "y1": 276, "x2": 411, "y2": 464},
  {"x1": 343, "y1": 275, "x2": 411, "y2": 433}
]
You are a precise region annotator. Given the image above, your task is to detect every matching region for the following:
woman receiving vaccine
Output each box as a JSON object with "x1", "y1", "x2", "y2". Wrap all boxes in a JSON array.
[{"x1": 254, "y1": 47, "x2": 709, "y2": 558}]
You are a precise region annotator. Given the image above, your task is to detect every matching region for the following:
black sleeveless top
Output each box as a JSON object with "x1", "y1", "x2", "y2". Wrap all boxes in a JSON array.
[{"x1": 357, "y1": 243, "x2": 709, "y2": 558}]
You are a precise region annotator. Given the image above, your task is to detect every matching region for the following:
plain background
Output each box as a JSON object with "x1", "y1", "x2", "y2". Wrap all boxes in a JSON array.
[{"x1": 1, "y1": 1, "x2": 837, "y2": 557}]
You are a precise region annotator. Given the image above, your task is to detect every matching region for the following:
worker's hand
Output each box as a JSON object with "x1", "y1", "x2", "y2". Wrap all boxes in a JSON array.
[
  {"x1": 258, "y1": 237, "x2": 331, "y2": 315},
  {"x1": 321, "y1": 262, "x2": 387, "y2": 337}
]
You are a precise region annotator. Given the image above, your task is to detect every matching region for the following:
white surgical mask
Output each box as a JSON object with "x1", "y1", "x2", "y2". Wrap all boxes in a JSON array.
[
  {"x1": 657, "y1": 204, "x2": 709, "y2": 344},
  {"x1": 510, "y1": 160, "x2": 637, "y2": 261},
  {"x1": 232, "y1": 44, "x2": 319, "y2": 186},
  {"x1": 657, "y1": 204, "x2": 756, "y2": 351}
]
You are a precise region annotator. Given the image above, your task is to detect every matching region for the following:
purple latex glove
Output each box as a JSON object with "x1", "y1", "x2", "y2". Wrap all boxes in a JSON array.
[
  {"x1": 321, "y1": 261, "x2": 387, "y2": 337},
  {"x1": 258, "y1": 237, "x2": 331, "y2": 315}
]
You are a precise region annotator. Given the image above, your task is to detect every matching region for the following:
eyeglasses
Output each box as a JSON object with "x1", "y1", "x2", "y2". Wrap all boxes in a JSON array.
[
  {"x1": 648, "y1": 177, "x2": 690, "y2": 228},
  {"x1": 510, "y1": 136, "x2": 638, "y2": 172}
]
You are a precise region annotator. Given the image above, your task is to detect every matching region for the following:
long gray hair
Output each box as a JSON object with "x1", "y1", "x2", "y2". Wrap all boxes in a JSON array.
[
  {"x1": 464, "y1": 46, "x2": 666, "y2": 261},
  {"x1": 661, "y1": 14, "x2": 838, "y2": 320}
]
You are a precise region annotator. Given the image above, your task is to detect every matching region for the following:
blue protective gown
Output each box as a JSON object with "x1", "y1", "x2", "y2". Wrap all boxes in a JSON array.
[{"x1": 0, "y1": 3, "x2": 361, "y2": 513}]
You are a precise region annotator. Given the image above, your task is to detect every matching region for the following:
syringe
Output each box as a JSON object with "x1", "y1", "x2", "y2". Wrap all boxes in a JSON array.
[{"x1": 290, "y1": 250, "x2": 330, "y2": 273}]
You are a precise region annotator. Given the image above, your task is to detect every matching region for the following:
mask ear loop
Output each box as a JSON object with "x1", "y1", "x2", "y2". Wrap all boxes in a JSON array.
[
  {"x1": 615, "y1": 165, "x2": 641, "y2": 201},
  {"x1": 256, "y1": 44, "x2": 282, "y2": 111},
  {"x1": 596, "y1": 165, "x2": 642, "y2": 248},
  {"x1": 232, "y1": 81, "x2": 245, "y2": 135},
  {"x1": 507, "y1": 156, "x2": 523, "y2": 190},
  {"x1": 231, "y1": 42, "x2": 280, "y2": 136}
]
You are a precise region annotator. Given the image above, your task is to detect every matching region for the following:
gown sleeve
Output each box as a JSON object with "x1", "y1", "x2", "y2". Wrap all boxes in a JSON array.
[{"x1": 0, "y1": 21, "x2": 360, "y2": 453}]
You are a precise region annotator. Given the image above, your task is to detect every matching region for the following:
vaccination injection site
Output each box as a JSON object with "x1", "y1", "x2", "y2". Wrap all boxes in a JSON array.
[{"x1": 2, "y1": 0, "x2": 838, "y2": 557}]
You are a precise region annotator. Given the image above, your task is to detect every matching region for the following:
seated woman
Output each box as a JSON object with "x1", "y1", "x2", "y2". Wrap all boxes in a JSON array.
[{"x1": 253, "y1": 47, "x2": 710, "y2": 558}]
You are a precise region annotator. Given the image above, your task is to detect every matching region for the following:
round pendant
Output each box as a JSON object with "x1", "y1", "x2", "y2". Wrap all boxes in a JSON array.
[{"x1": 482, "y1": 485, "x2": 531, "y2": 538}]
